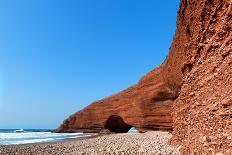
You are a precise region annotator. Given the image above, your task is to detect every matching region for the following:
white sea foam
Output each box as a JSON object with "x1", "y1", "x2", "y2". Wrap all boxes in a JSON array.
[
  {"x1": 0, "y1": 131, "x2": 91, "y2": 145},
  {"x1": 0, "y1": 132, "x2": 82, "y2": 139},
  {"x1": 129, "y1": 127, "x2": 137, "y2": 133},
  {"x1": 7, "y1": 138, "x2": 54, "y2": 145}
]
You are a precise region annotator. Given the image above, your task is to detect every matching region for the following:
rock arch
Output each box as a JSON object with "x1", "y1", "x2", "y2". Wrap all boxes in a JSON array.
[{"x1": 104, "y1": 115, "x2": 132, "y2": 133}]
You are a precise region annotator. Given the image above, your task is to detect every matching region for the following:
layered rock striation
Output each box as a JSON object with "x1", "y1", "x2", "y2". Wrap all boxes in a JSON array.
[
  {"x1": 58, "y1": 0, "x2": 232, "y2": 153},
  {"x1": 57, "y1": 0, "x2": 190, "y2": 133},
  {"x1": 56, "y1": 48, "x2": 185, "y2": 133}
]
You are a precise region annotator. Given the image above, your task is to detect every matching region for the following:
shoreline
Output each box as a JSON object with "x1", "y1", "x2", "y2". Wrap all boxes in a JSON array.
[
  {"x1": 0, "y1": 131, "x2": 180, "y2": 155},
  {"x1": 0, "y1": 133, "x2": 99, "y2": 147}
]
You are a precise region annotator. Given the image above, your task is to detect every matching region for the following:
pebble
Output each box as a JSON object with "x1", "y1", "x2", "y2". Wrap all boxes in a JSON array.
[{"x1": 0, "y1": 131, "x2": 180, "y2": 155}]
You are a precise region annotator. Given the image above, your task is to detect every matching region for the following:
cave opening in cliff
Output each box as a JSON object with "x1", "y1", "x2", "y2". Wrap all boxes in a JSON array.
[{"x1": 104, "y1": 115, "x2": 132, "y2": 133}]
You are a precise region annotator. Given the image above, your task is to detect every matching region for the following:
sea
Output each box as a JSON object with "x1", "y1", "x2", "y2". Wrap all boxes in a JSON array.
[{"x1": 0, "y1": 129, "x2": 94, "y2": 145}]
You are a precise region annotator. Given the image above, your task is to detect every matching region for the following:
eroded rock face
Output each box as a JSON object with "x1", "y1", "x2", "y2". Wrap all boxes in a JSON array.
[
  {"x1": 58, "y1": 0, "x2": 232, "y2": 153},
  {"x1": 171, "y1": 0, "x2": 232, "y2": 153},
  {"x1": 56, "y1": 58, "x2": 185, "y2": 133},
  {"x1": 57, "y1": 0, "x2": 190, "y2": 133}
]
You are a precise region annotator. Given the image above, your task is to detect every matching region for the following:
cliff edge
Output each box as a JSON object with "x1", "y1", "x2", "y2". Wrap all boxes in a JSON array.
[{"x1": 57, "y1": 0, "x2": 232, "y2": 153}]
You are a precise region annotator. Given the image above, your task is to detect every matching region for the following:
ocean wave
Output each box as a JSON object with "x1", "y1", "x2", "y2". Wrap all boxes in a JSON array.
[
  {"x1": 0, "y1": 132, "x2": 91, "y2": 145},
  {"x1": 7, "y1": 138, "x2": 54, "y2": 145}
]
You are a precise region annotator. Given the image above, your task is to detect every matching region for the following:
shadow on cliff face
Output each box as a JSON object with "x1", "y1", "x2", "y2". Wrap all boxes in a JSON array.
[{"x1": 104, "y1": 115, "x2": 132, "y2": 133}]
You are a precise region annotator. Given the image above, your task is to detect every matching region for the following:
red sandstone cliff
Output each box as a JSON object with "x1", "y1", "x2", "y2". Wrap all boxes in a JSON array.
[
  {"x1": 172, "y1": 0, "x2": 232, "y2": 154},
  {"x1": 56, "y1": 34, "x2": 187, "y2": 133},
  {"x1": 57, "y1": 0, "x2": 189, "y2": 133},
  {"x1": 58, "y1": 0, "x2": 232, "y2": 153}
]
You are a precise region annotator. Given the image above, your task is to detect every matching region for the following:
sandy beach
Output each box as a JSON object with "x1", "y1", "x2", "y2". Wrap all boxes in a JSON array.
[{"x1": 0, "y1": 131, "x2": 180, "y2": 155}]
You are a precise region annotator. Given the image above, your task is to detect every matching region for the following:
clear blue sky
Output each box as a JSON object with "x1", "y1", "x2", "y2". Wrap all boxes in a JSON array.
[{"x1": 0, "y1": 0, "x2": 179, "y2": 129}]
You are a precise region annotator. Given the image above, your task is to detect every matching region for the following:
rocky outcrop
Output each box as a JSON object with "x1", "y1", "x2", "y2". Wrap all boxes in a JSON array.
[
  {"x1": 56, "y1": 73, "x2": 180, "y2": 133},
  {"x1": 57, "y1": 0, "x2": 190, "y2": 133},
  {"x1": 171, "y1": 0, "x2": 232, "y2": 154},
  {"x1": 58, "y1": 0, "x2": 232, "y2": 153}
]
